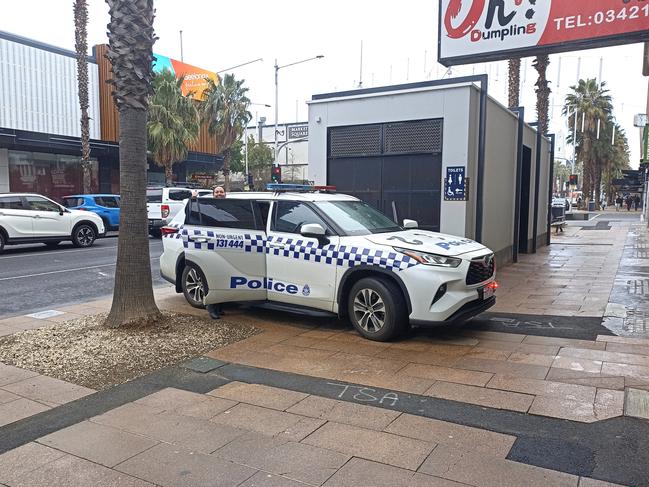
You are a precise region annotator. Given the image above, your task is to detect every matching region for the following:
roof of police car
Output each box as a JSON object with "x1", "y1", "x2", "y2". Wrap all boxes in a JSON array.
[{"x1": 225, "y1": 191, "x2": 359, "y2": 202}]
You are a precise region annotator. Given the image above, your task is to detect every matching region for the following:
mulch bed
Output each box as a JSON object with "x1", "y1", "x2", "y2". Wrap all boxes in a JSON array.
[{"x1": 0, "y1": 312, "x2": 259, "y2": 390}]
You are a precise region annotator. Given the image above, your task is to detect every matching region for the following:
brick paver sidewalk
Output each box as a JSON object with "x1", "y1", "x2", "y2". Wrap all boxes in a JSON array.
[{"x1": 0, "y1": 384, "x2": 618, "y2": 487}]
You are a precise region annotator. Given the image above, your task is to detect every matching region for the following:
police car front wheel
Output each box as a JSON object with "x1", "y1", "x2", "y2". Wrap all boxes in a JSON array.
[{"x1": 348, "y1": 277, "x2": 407, "y2": 342}]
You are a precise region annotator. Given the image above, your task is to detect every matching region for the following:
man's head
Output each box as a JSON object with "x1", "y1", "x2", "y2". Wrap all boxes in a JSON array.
[{"x1": 213, "y1": 186, "x2": 226, "y2": 199}]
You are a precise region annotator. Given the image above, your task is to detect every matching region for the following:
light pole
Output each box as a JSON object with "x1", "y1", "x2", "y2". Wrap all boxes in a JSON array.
[{"x1": 274, "y1": 55, "x2": 324, "y2": 166}]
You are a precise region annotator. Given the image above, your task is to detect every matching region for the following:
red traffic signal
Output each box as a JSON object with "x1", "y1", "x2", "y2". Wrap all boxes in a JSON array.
[
  {"x1": 271, "y1": 166, "x2": 282, "y2": 183},
  {"x1": 569, "y1": 174, "x2": 578, "y2": 186}
]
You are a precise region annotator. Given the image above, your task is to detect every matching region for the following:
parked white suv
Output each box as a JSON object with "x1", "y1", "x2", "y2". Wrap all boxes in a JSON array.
[
  {"x1": 146, "y1": 187, "x2": 210, "y2": 238},
  {"x1": 0, "y1": 193, "x2": 105, "y2": 252},
  {"x1": 160, "y1": 188, "x2": 497, "y2": 341}
]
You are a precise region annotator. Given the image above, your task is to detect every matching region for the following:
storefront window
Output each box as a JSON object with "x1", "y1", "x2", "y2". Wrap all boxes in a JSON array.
[{"x1": 8, "y1": 150, "x2": 98, "y2": 203}]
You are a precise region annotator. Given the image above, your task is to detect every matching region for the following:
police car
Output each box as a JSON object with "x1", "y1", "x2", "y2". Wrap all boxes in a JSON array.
[{"x1": 159, "y1": 184, "x2": 497, "y2": 341}]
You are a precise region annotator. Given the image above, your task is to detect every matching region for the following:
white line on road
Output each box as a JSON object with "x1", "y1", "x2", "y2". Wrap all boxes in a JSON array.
[
  {"x1": 0, "y1": 258, "x2": 160, "y2": 281},
  {"x1": 0, "y1": 245, "x2": 119, "y2": 260}
]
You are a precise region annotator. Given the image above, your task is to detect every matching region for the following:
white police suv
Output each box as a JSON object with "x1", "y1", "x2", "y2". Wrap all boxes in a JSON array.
[{"x1": 160, "y1": 186, "x2": 497, "y2": 341}]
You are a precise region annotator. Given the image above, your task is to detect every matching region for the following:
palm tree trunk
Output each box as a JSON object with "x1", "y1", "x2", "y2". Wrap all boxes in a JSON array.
[
  {"x1": 164, "y1": 163, "x2": 174, "y2": 185},
  {"x1": 223, "y1": 149, "x2": 231, "y2": 192},
  {"x1": 74, "y1": 0, "x2": 92, "y2": 193},
  {"x1": 507, "y1": 58, "x2": 521, "y2": 109},
  {"x1": 533, "y1": 55, "x2": 551, "y2": 135},
  {"x1": 105, "y1": 108, "x2": 160, "y2": 327}
]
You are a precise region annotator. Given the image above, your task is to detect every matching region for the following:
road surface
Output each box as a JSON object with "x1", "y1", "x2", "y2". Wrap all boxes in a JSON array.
[{"x1": 0, "y1": 237, "x2": 168, "y2": 319}]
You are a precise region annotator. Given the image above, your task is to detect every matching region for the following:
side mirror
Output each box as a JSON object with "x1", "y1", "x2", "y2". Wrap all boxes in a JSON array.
[
  {"x1": 403, "y1": 219, "x2": 418, "y2": 229},
  {"x1": 301, "y1": 223, "x2": 326, "y2": 238}
]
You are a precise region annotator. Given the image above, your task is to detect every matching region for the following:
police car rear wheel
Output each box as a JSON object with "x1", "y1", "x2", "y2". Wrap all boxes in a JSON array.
[
  {"x1": 182, "y1": 263, "x2": 207, "y2": 309},
  {"x1": 348, "y1": 277, "x2": 407, "y2": 342}
]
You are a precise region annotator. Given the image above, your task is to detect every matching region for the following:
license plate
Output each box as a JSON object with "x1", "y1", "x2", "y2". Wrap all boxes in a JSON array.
[{"x1": 483, "y1": 285, "x2": 495, "y2": 300}]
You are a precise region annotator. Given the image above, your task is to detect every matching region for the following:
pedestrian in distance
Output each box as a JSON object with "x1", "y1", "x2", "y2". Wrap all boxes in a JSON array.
[
  {"x1": 615, "y1": 195, "x2": 623, "y2": 212},
  {"x1": 635, "y1": 195, "x2": 641, "y2": 211},
  {"x1": 626, "y1": 196, "x2": 632, "y2": 211}
]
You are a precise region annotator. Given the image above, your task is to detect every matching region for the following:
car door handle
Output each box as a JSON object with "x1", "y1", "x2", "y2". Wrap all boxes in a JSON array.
[
  {"x1": 188, "y1": 236, "x2": 208, "y2": 243},
  {"x1": 268, "y1": 243, "x2": 285, "y2": 249},
  {"x1": 33, "y1": 214, "x2": 41, "y2": 219}
]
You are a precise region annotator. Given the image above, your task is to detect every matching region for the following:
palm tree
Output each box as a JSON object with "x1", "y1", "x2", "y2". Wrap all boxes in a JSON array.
[
  {"x1": 148, "y1": 70, "x2": 200, "y2": 185},
  {"x1": 595, "y1": 121, "x2": 630, "y2": 204},
  {"x1": 73, "y1": 0, "x2": 92, "y2": 193},
  {"x1": 563, "y1": 79, "x2": 613, "y2": 208},
  {"x1": 201, "y1": 74, "x2": 251, "y2": 191},
  {"x1": 533, "y1": 55, "x2": 551, "y2": 135},
  {"x1": 507, "y1": 58, "x2": 521, "y2": 108},
  {"x1": 104, "y1": 0, "x2": 160, "y2": 328}
]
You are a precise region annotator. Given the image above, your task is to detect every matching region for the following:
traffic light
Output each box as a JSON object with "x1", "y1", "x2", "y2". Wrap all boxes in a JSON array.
[
  {"x1": 569, "y1": 174, "x2": 578, "y2": 187},
  {"x1": 271, "y1": 165, "x2": 282, "y2": 183}
]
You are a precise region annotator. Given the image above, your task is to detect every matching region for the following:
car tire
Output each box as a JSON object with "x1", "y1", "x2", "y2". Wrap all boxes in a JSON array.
[
  {"x1": 348, "y1": 277, "x2": 408, "y2": 342},
  {"x1": 0, "y1": 232, "x2": 5, "y2": 253},
  {"x1": 181, "y1": 263, "x2": 207, "y2": 309},
  {"x1": 45, "y1": 241, "x2": 61, "y2": 248},
  {"x1": 150, "y1": 229, "x2": 162, "y2": 239},
  {"x1": 72, "y1": 224, "x2": 97, "y2": 248}
]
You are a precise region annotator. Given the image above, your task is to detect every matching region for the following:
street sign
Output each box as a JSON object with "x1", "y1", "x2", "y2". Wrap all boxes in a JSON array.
[
  {"x1": 288, "y1": 125, "x2": 308, "y2": 139},
  {"x1": 444, "y1": 166, "x2": 467, "y2": 201},
  {"x1": 634, "y1": 114, "x2": 649, "y2": 128}
]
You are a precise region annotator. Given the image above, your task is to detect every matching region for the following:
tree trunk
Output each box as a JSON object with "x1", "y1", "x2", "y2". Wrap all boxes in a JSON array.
[
  {"x1": 74, "y1": 0, "x2": 92, "y2": 193},
  {"x1": 582, "y1": 156, "x2": 593, "y2": 209},
  {"x1": 105, "y1": 108, "x2": 160, "y2": 327},
  {"x1": 223, "y1": 149, "x2": 231, "y2": 192},
  {"x1": 164, "y1": 163, "x2": 174, "y2": 185},
  {"x1": 533, "y1": 55, "x2": 551, "y2": 135},
  {"x1": 507, "y1": 58, "x2": 521, "y2": 109}
]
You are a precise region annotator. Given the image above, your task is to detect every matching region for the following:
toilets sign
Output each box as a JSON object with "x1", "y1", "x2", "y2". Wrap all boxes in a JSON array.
[
  {"x1": 445, "y1": 167, "x2": 467, "y2": 201},
  {"x1": 439, "y1": 0, "x2": 649, "y2": 66}
]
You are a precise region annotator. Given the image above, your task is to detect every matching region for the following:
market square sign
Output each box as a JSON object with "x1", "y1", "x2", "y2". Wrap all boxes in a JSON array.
[{"x1": 438, "y1": 0, "x2": 649, "y2": 66}]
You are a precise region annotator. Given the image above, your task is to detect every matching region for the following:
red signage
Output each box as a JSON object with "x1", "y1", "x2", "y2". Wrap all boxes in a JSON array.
[{"x1": 439, "y1": 0, "x2": 649, "y2": 66}]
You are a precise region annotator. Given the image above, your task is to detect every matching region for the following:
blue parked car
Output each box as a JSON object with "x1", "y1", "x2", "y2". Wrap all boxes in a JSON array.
[{"x1": 63, "y1": 194, "x2": 121, "y2": 230}]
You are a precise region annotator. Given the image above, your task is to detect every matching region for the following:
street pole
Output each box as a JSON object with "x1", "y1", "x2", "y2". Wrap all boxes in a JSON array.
[{"x1": 274, "y1": 59, "x2": 279, "y2": 168}]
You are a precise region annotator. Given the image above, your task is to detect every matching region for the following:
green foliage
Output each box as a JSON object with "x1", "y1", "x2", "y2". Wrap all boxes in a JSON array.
[
  {"x1": 147, "y1": 69, "x2": 200, "y2": 183},
  {"x1": 563, "y1": 79, "x2": 622, "y2": 207},
  {"x1": 201, "y1": 73, "x2": 252, "y2": 190},
  {"x1": 229, "y1": 139, "x2": 244, "y2": 174}
]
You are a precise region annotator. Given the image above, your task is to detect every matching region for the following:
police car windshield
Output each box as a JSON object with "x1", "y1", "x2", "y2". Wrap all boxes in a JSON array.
[{"x1": 316, "y1": 201, "x2": 401, "y2": 236}]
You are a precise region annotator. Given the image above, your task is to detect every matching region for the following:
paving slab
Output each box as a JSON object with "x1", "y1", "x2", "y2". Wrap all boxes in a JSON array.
[
  {"x1": 301, "y1": 421, "x2": 434, "y2": 471},
  {"x1": 322, "y1": 457, "x2": 468, "y2": 487},
  {"x1": 239, "y1": 471, "x2": 311, "y2": 486},
  {"x1": 2, "y1": 375, "x2": 94, "y2": 406},
  {"x1": 211, "y1": 403, "x2": 325, "y2": 441},
  {"x1": 0, "y1": 398, "x2": 50, "y2": 427},
  {"x1": 383, "y1": 413, "x2": 515, "y2": 457},
  {"x1": 286, "y1": 394, "x2": 401, "y2": 431},
  {"x1": 37, "y1": 420, "x2": 158, "y2": 467},
  {"x1": 399, "y1": 363, "x2": 493, "y2": 387},
  {"x1": 214, "y1": 432, "x2": 349, "y2": 485},
  {"x1": 0, "y1": 442, "x2": 66, "y2": 486},
  {"x1": 424, "y1": 382, "x2": 534, "y2": 413},
  {"x1": 115, "y1": 442, "x2": 256, "y2": 487},
  {"x1": 0, "y1": 364, "x2": 39, "y2": 387},
  {"x1": 133, "y1": 387, "x2": 212, "y2": 412},
  {"x1": 207, "y1": 381, "x2": 308, "y2": 411},
  {"x1": 624, "y1": 387, "x2": 649, "y2": 419},
  {"x1": 418, "y1": 444, "x2": 579, "y2": 487}
]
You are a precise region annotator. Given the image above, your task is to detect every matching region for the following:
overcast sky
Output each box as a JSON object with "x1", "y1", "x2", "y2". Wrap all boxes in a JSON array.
[{"x1": 1, "y1": 0, "x2": 647, "y2": 166}]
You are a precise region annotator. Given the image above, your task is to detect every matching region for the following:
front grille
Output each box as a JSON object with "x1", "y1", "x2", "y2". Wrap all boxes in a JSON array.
[{"x1": 466, "y1": 255, "x2": 495, "y2": 285}]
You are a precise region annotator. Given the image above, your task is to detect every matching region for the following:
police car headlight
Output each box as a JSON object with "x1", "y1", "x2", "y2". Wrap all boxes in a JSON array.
[{"x1": 394, "y1": 248, "x2": 462, "y2": 268}]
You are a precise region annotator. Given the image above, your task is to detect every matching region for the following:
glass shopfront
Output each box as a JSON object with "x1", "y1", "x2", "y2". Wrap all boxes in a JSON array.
[{"x1": 8, "y1": 150, "x2": 98, "y2": 203}]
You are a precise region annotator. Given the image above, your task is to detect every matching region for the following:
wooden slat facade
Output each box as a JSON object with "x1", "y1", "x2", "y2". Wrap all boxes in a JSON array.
[{"x1": 94, "y1": 44, "x2": 217, "y2": 155}]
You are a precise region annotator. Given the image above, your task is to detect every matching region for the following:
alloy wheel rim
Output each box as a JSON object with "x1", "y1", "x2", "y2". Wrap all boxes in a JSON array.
[
  {"x1": 185, "y1": 268, "x2": 204, "y2": 303},
  {"x1": 78, "y1": 227, "x2": 93, "y2": 246},
  {"x1": 353, "y1": 288, "x2": 386, "y2": 333}
]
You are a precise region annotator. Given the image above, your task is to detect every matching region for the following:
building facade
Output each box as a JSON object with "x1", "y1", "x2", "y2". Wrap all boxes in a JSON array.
[{"x1": 0, "y1": 31, "x2": 221, "y2": 201}]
